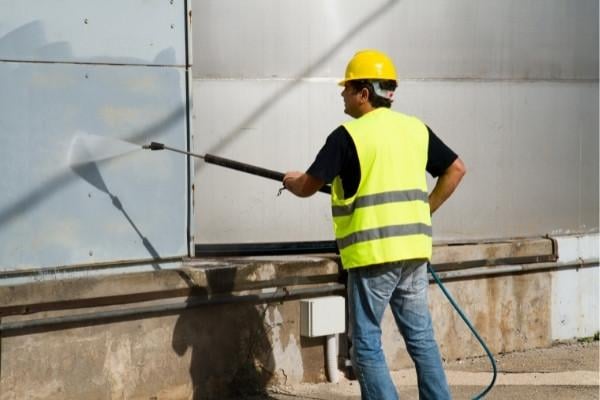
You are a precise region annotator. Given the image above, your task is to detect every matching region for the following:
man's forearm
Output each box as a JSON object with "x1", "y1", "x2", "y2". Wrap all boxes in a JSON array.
[
  {"x1": 284, "y1": 174, "x2": 309, "y2": 197},
  {"x1": 429, "y1": 158, "x2": 466, "y2": 214},
  {"x1": 283, "y1": 171, "x2": 324, "y2": 198}
]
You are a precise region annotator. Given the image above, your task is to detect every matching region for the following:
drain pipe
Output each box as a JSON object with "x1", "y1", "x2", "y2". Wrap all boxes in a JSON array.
[{"x1": 326, "y1": 334, "x2": 339, "y2": 383}]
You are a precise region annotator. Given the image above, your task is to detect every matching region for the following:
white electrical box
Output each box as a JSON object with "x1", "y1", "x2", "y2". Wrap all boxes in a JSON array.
[{"x1": 300, "y1": 296, "x2": 346, "y2": 337}]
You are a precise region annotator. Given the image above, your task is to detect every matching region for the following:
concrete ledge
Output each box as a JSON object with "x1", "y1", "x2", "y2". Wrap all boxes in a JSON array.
[
  {"x1": 0, "y1": 255, "x2": 340, "y2": 318},
  {"x1": 432, "y1": 236, "x2": 556, "y2": 270},
  {"x1": 0, "y1": 235, "x2": 564, "y2": 319}
]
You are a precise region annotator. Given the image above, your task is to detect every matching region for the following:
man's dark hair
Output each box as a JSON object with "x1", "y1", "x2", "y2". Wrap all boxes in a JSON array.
[{"x1": 347, "y1": 79, "x2": 398, "y2": 108}]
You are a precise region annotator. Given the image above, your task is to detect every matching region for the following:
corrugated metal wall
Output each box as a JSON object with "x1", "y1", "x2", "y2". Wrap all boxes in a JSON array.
[
  {"x1": 0, "y1": 1, "x2": 190, "y2": 270},
  {"x1": 192, "y1": 0, "x2": 599, "y2": 243}
]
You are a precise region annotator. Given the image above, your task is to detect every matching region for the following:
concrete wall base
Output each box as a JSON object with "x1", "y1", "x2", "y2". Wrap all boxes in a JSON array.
[{"x1": 1, "y1": 234, "x2": 597, "y2": 399}]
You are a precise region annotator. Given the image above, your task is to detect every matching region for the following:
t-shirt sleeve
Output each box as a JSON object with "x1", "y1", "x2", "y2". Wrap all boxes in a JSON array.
[
  {"x1": 426, "y1": 126, "x2": 458, "y2": 178},
  {"x1": 306, "y1": 126, "x2": 350, "y2": 184}
]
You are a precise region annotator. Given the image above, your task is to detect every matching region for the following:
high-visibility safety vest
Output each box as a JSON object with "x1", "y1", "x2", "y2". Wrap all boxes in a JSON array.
[{"x1": 331, "y1": 108, "x2": 432, "y2": 269}]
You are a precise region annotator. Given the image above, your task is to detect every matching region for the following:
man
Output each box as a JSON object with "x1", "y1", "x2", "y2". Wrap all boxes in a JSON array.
[{"x1": 283, "y1": 49, "x2": 465, "y2": 400}]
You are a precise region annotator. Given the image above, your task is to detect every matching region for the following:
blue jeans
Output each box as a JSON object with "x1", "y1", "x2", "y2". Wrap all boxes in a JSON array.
[{"x1": 348, "y1": 260, "x2": 451, "y2": 400}]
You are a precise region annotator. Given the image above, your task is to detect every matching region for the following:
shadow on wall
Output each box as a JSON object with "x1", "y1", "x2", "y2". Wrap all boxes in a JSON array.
[
  {"x1": 0, "y1": 20, "x2": 186, "y2": 266},
  {"x1": 172, "y1": 269, "x2": 278, "y2": 400},
  {"x1": 0, "y1": 269, "x2": 279, "y2": 399},
  {"x1": 196, "y1": 0, "x2": 402, "y2": 167},
  {"x1": 71, "y1": 160, "x2": 163, "y2": 269}
]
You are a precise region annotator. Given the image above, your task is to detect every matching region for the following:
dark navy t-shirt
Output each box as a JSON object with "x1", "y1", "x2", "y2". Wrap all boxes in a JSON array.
[{"x1": 306, "y1": 124, "x2": 458, "y2": 198}]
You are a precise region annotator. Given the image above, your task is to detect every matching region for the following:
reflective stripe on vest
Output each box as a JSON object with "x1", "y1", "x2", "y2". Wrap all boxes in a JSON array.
[
  {"x1": 332, "y1": 108, "x2": 432, "y2": 269},
  {"x1": 331, "y1": 189, "x2": 429, "y2": 217},
  {"x1": 336, "y1": 223, "x2": 432, "y2": 250}
]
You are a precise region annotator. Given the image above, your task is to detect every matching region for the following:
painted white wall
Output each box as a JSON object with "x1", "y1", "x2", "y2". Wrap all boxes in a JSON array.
[{"x1": 551, "y1": 234, "x2": 600, "y2": 340}]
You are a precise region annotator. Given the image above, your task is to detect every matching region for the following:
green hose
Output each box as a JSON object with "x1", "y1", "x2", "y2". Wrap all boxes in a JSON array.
[{"x1": 428, "y1": 264, "x2": 498, "y2": 399}]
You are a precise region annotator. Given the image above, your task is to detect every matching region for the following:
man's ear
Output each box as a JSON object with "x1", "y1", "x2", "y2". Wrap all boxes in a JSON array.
[{"x1": 359, "y1": 87, "x2": 370, "y2": 102}]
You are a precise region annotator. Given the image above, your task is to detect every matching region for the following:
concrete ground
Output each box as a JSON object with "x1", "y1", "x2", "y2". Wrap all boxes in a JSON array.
[{"x1": 255, "y1": 340, "x2": 599, "y2": 400}]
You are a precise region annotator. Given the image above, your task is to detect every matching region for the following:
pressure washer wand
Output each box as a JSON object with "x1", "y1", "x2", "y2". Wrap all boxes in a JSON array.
[{"x1": 142, "y1": 142, "x2": 331, "y2": 195}]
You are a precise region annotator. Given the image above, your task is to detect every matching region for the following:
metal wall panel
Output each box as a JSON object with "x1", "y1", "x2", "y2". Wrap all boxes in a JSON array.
[
  {"x1": 0, "y1": 1, "x2": 190, "y2": 270},
  {"x1": 192, "y1": 80, "x2": 336, "y2": 243},
  {"x1": 193, "y1": 79, "x2": 598, "y2": 242},
  {"x1": 191, "y1": 0, "x2": 598, "y2": 243},
  {"x1": 0, "y1": 0, "x2": 186, "y2": 65},
  {"x1": 192, "y1": 0, "x2": 598, "y2": 80},
  {"x1": 0, "y1": 62, "x2": 188, "y2": 269}
]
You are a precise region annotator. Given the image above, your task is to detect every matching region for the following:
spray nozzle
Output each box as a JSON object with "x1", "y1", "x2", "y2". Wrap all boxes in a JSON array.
[{"x1": 142, "y1": 142, "x2": 165, "y2": 151}]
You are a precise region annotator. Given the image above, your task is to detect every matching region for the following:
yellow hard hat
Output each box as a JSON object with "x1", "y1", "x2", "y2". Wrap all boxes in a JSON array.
[{"x1": 339, "y1": 49, "x2": 397, "y2": 86}]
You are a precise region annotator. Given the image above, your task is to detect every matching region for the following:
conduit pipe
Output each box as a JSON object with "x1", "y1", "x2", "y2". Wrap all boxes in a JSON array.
[
  {"x1": 431, "y1": 258, "x2": 598, "y2": 281},
  {"x1": 0, "y1": 283, "x2": 344, "y2": 335}
]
